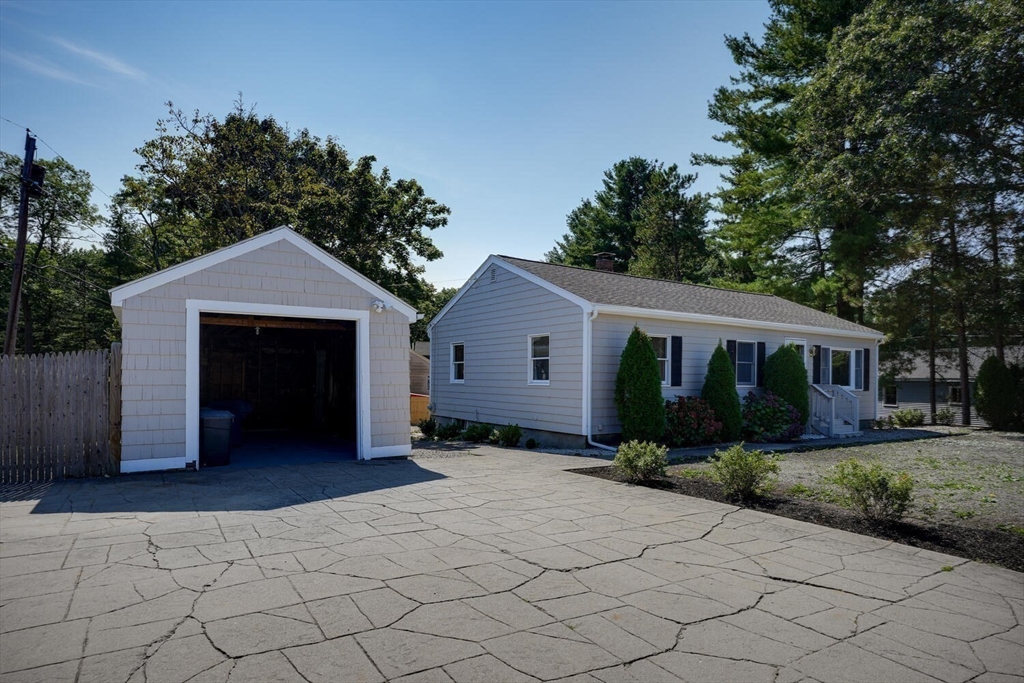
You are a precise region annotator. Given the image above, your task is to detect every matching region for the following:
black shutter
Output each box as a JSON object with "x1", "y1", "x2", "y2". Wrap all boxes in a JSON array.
[
  {"x1": 863, "y1": 348, "x2": 871, "y2": 391},
  {"x1": 726, "y1": 340, "x2": 737, "y2": 370},
  {"x1": 756, "y1": 342, "x2": 766, "y2": 387},
  {"x1": 812, "y1": 345, "x2": 821, "y2": 384},
  {"x1": 670, "y1": 336, "x2": 683, "y2": 387}
]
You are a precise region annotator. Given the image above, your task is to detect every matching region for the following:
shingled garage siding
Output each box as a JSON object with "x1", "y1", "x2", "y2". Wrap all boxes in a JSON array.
[
  {"x1": 117, "y1": 237, "x2": 411, "y2": 469},
  {"x1": 589, "y1": 314, "x2": 879, "y2": 436},
  {"x1": 430, "y1": 264, "x2": 584, "y2": 435}
]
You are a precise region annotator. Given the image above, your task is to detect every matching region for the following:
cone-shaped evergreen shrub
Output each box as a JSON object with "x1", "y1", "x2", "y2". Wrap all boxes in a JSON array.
[
  {"x1": 702, "y1": 343, "x2": 742, "y2": 441},
  {"x1": 615, "y1": 326, "x2": 666, "y2": 442},
  {"x1": 764, "y1": 344, "x2": 809, "y2": 425},
  {"x1": 975, "y1": 356, "x2": 1017, "y2": 431}
]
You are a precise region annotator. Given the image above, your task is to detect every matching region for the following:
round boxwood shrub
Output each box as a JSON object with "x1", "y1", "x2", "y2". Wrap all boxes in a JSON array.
[
  {"x1": 709, "y1": 443, "x2": 778, "y2": 499},
  {"x1": 975, "y1": 355, "x2": 1017, "y2": 431},
  {"x1": 615, "y1": 326, "x2": 666, "y2": 443},
  {"x1": 701, "y1": 343, "x2": 742, "y2": 442},
  {"x1": 764, "y1": 344, "x2": 809, "y2": 425},
  {"x1": 664, "y1": 396, "x2": 722, "y2": 447},
  {"x1": 614, "y1": 440, "x2": 669, "y2": 483}
]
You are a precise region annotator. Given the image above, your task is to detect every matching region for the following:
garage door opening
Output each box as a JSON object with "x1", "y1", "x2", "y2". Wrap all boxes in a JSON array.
[{"x1": 199, "y1": 313, "x2": 357, "y2": 467}]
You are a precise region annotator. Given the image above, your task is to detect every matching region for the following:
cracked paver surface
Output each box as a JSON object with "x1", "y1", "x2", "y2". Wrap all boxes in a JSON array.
[{"x1": 1, "y1": 447, "x2": 1021, "y2": 683}]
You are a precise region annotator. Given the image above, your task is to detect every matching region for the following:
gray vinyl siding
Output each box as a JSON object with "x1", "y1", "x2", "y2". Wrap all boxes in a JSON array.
[
  {"x1": 430, "y1": 264, "x2": 585, "y2": 434},
  {"x1": 878, "y1": 380, "x2": 985, "y2": 427},
  {"x1": 119, "y1": 239, "x2": 410, "y2": 462},
  {"x1": 590, "y1": 314, "x2": 879, "y2": 436}
]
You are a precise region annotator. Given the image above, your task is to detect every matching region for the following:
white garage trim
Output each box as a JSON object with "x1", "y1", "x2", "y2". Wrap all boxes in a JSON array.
[
  {"x1": 120, "y1": 457, "x2": 189, "y2": 474},
  {"x1": 184, "y1": 299, "x2": 372, "y2": 467},
  {"x1": 110, "y1": 226, "x2": 417, "y2": 322},
  {"x1": 369, "y1": 444, "x2": 413, "y2": 458}
]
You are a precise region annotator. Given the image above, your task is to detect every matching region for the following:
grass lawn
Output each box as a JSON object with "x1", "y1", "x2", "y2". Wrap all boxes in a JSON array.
[{"x1": 669, "y1": 430, "x2": 1024, "y2": 535}]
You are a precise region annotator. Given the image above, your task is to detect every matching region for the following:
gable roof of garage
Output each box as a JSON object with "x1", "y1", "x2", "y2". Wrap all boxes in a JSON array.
[{"x1": 108, "y1": 226, "x2": 418, "y2": 322}]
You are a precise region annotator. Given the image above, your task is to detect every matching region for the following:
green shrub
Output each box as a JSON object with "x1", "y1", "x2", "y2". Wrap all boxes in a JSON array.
[
  {"x1": 614, "y1": 441, "x2": 669, "y2": 482},
  {"x1": 461, "y1": 423, "x2": 493, "y2": 443},
  {"x1": 741, "y1": 391, "x2": 803, "y2": 442},
  {"x1": 418, "y1": 417, "x2": 437, "y2": 439},
  {"x1": 664, "y1": 396, "x2": 722, "y2": 447},
  {"x1": 709, "y1": 443, "x2": 778, "y2": 499},
  {"x1": 614, "y1": 326, "x2": 666, "y2": 442},
  {"x1": 435, "y1": 421, "x2": 463, "y2": 441},
  {"x1": 493, "y1": 423, "x2": 523, "y2": 447},
  {"x1": 891, "y1": 408, "x2": 924, "y2": 427},
  {"x1": 764, "y1": 344, "x2": 809, "y2": 425},
  {"x1": 702, "y1": 343, "x2": 742, "y2": 441},
  {"x1": 935, "y1": 407, "x2": 956, "y2": 426},
  {"x1": 829, "y1": 459, "x2": 913, "y2": 523},
  {"x1": 975, "y1": 356, "x2": 1018, "y2": 431},
  {"x1": 525, "y1": 438, "x2": 538, "y2": 449}
]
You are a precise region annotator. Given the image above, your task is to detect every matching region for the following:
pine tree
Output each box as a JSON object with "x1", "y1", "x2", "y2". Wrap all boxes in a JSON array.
[
  {"x1": 614, "y1": 326, "x2": 666, "y2": 442},
  {"x1": 702, "y1": 343, "x2": 742, "y2": 441}
]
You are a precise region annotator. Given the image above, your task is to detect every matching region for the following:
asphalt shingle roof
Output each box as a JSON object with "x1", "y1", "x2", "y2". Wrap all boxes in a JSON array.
[{"x1": 497, "y1": 256, "x2": 882, "y2": 336}]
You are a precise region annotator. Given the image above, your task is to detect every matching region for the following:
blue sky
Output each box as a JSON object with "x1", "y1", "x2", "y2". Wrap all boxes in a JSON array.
[{"x1": 0, "y1": 0, "x2": 771, "y2": 288}]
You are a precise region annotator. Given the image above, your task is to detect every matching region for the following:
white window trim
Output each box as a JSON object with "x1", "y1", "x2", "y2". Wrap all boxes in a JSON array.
[
  {"x1": 649, "y1": 334, "x2": 670, "y2": 386},
  {"x1": 528, "y1": 333, "x2": 551, "y2": 386},
  {"x1": 450, "y1": 342, "x2": 465, "y2": 384},
  {"x1": 735, "y1": 340, "x2": 757, "y2": 387},
  {"x1": 826, "y1": 347, "x2": 862, "y2": 390},
  {"x1": 785, "y1": 338, "x2": 808, "y2": 367}
]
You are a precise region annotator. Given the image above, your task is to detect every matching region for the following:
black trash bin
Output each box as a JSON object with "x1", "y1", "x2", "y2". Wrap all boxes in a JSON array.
[{"x1": 200, "y1": 409, "x2": 234, "y2": 468}]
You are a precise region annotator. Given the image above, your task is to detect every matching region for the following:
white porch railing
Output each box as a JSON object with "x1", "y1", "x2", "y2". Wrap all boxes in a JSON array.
[{"x1": 807, "y1": 384, "x2": 860, "y2": 437}]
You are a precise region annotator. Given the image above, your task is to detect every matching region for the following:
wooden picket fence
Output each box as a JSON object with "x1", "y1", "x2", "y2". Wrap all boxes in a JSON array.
[{"x1": 0, "y1": 343, "x2": 121, "y2": 483}]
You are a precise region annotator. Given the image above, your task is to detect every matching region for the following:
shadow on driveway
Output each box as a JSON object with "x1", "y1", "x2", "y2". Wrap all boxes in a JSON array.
[{"x1": 6, "y1": 459, "x2": 447, "y2": 515}]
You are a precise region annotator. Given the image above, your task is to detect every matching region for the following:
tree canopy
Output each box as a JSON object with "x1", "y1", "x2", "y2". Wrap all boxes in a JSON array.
[{"x1": 546, "y1": 158, "x2": 713, "y2": 282}]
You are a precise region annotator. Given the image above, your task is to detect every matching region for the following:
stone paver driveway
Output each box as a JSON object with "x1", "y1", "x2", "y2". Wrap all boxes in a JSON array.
[{"x1": 1, "y1": 448, "x2": 1021, "y2": 683}]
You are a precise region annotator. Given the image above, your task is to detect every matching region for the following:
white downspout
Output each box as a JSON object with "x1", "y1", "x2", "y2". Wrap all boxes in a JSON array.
[{"x1": 583, "y1": 308, "x2": 616, "y2": 452}]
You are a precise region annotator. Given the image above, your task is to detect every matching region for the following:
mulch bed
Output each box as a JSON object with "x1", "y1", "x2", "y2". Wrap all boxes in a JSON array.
[{"x1": 574, "y1": 466, "x2": 1024, "y2": 573}]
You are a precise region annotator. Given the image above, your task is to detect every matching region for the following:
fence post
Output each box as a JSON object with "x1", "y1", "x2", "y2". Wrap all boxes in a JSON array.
[{"x1": 109, "y1": 342, "x2": 122, "y2": 474}]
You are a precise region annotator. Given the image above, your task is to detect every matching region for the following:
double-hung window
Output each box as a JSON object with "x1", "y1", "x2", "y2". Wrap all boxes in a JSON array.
[
  {"x1": 529, "y1": 334, "x2": 550, "y2": 384},
  {"x1": 883, "y1": 385, "x2": 898, "y2": 406},
  {"x1": 825, "y1": 348, "x2": 864, "y2": 390},
  {"x1": 450, "y1": 343, "x2": 465, "y2": 383},
  {"x1": 650, "y1": 336, "x2": 669, "y2": 386},
  {"x1": 736, "y1": 341, "x2": 756, "y2": 386},
  {"x1": 949, "y1": 384, "x2": 962, "y2": 404}
]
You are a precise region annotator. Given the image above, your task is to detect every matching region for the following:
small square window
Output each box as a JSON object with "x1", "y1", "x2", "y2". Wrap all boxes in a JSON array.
[
  {"x1": 530, "y1": 335, "x2": 549, "y2": 384},
  {"x1": 650, "y1": 336, "x2": 669, "y2": 385},
  {"x1": 451, "y1": 343, "x2": 464, "y2": 383}
]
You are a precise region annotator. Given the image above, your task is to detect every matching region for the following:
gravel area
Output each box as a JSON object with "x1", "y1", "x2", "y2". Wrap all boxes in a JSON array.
[{"x1": 668, "y1": 430, "x2": 1024, "y2": 532}]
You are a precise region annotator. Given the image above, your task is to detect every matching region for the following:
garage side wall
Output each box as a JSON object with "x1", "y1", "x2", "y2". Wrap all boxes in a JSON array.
[{"x1": 119, "y1": 239, "x2": 410, "y2": 465}]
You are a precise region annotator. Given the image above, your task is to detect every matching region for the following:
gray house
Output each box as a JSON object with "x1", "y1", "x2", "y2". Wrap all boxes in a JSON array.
[
  {"x1": 109, "y1": 226, "x2": 416, "y2": 472},
  {"x1": 429, "y1": 256, "x2": 885, "y2": 447},
  {"x1": 878, "y1": 347, "x2": 1022, "y2": 426}
]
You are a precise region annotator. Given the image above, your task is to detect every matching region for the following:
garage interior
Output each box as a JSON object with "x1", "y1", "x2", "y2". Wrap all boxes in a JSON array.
[{"x1": 199, "y1": 313, "x2": 358, "y2": 467}]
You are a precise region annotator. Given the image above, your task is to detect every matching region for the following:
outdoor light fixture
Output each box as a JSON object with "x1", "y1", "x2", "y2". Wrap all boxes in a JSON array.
[{"x1": 371, "y1": 300, "x2": 387, "y2": 313}]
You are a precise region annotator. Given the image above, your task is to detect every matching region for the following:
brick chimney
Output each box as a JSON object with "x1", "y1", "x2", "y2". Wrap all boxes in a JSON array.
[{"x1": 594, "y1": 252, "x2": 615, "y2": 272}]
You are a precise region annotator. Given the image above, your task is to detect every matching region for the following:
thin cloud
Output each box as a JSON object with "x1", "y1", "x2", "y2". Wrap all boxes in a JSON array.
[
  {"x1": 0, "y1": 49, "x2": 93, "y2": 86},
  {"x1": 50, "y1": 37, "x2": 145, "y2": 80}
]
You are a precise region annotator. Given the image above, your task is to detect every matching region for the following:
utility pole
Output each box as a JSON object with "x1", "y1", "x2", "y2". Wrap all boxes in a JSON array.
[{"x1": 3, "y1": 131, "x2": 36, "y2": 356}]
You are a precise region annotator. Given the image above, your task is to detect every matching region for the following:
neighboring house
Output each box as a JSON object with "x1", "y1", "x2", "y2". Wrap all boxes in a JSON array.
[
  {"x1": 410, "y1": 349, "x2": 430, "y2": 395},
  {"x1": 878, "y1": 346, "x2": 1022, "y2": 426},
  {"x1": 429, "y1": 256, "x2": 885, "y2": 447},
  {"x1": 109, "y1": 226, "x2": 416, "y2": 473}
]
